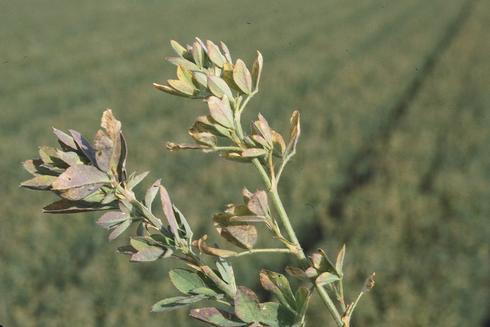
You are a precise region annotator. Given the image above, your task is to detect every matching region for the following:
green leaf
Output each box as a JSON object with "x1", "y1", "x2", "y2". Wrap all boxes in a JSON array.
[
  {"x1": 169, "y1": 269, "x2": 207, "y2": 295},
  {"x1": 130, "y1": 245, "x2": 165, "y2": 262},
  {"x1": 190, "y1": 307, "x2": 246, "y2": 326},
  {"x1": 208, "y1": 96, "x2": 234, "y2": 129},
  {"x1": 258, "y1": 302, "x2": 295, "y2": 327},
  {"x1": 233, "y1": 59, "x2": 252, "y2": 94},
  {"x1": 126, "y1": 171, "x2": 149, "y2": 190},
  {"x1": 51, "y1": 164, "x2": 109, "y2": 190},
  {"x1": 151, "y1": 295, "x2": 207, "y2": 312},
  {"x1": 207, "y1": 75, "x2": 233, "y2": 99},
  {"x1": 315, "y1": 272, "x2": 340, "y2": 286},
  {"x1": 259, "y1": 270, "x2": 296, "y2": 313},
  {"x1": 294, "y1": 287, "x2": 311, "y2": 323},
  {"x1": 192, "y1": 41, "x2": 204, "y2": 68},
  {"x1": 217, "y1": 258, "x2": 237, "y2": 293},
  {"x1": 145, "y1": 179, "x2": 161, "y2": 210}
]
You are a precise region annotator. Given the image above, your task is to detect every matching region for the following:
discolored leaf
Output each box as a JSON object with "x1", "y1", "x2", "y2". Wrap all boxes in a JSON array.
[
  {"x1": 170, "y1": 40, "x2": 187, "y2": 57},
  {"x1": 258, "y1": 302, "x2": 294, "y2": 327},
  {"x1": 220, "y1": 41, "x2": 232, "y2": 63},
  {"x1": 56, "y1": 150, "x2": 82, "y2": 167},
  {"x1": 247, "y1": 191, "x2": 269, "y2": 217},
  {"x1": 233, "y1": 59, "x2": 252, "y2": 94},
  {"x1": 294, "y1": 287, "x2": 312, "y2": 324},
  {"x1": 190, "y1": 307, "x2": 245, "y2": 327},
  {"x1": 145, "y1": 179, "x2": 161, "y2": 210},
  {"x1": 43, "y1": 199, "x2": 115, "y2": 214},
  {"x1": 271, "y1": 131, "x2": 286, "y2": 155},
  {"x1": 51, "y1": 164, "x2": 109, "y2": 190},
  {"x1": 20, "y1": 175, "x2": 57, "y2": 190},
  {"x1": 52, "y1": 128, "x2": 77, "y2": 150},
  {"x1": 159, "y1": 185, "x2": 179, "y2": 238},
  {"x1": 251, "y1": 51, "x2": 263, "y2": 90},
  {"x1": 108, "y1": 219, "x2": 131, "y2": 241},
  {"x1": 193, "y1": 235, "x2": 237, "y2": 258},
  {"x1": 192, "y1": 41, "x2": 204, "y2": 68},
  {"x1": 117, "y1": 133, "x2": 127, "y2": 182},
  {"x1": 206, "y1": 40, "x2": 225, "y2": 67},
  {"x1": 336, "y1": 244, "x2": 346, "y2": 277},
  {"x1": 285, "y1": 111, "x2": 301, "y2": 157},
  {"x1": 153, "y1": 83, "x2": 189, "y2": 97},
  {"x1": 234, "y1": 286, "x2": 262, "y2": 323},
  {"x1": 216, "y1": 224, "x2": 257, "y2": 250},
  {"x1": 207, "y1": 75, "x2": 233, "y2": 99},
  {"x1": 59, "y1": 183, "x2": 105, "y2": 201},
  {"x1": 168, "y1": 79, "x2": 196, "y2": 96},
  {"x1": 241, "y1": 148, "x2": 267, "y2": 158},
  {"x1": 130, "y1": 246, "x2": 165, "y2": 262},
  {"x1": 192, "y1": 71, "x2": 208, "y2": 88},
  {"x1": 166, "y1": 56, "x2": 199, "y2": 71},
  {"x1": 126, "y1": 171, "x2": 149, "y2": 190},
  {"x1": 208, "y1": 96, "x2": 234, "y2": 129},
  {"x1": 97, "y1": 211, "x2": 128, "y2": 230},
  {"x1": 69, "y1": 129, "x2": 97, "y2": 166},
  {"x1": 285, "y1": 266, "x2": 308, "y2": 280},
  {"x1": 151, "y1": 295, "x2": 207, "y2": 313}
]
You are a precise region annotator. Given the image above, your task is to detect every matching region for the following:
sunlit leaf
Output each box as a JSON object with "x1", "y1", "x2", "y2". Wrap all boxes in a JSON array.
[
  {"x1": 233, "y1": 59, "x2": 252, "y2": 94},
  {"x1": 151, "y1": 295, "x2": 207, "y2": 312}
]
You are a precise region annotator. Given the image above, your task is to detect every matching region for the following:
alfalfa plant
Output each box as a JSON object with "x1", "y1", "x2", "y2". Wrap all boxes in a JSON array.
[{"x1": 21, "y1": 38, "x2": 375, "y2": 327}]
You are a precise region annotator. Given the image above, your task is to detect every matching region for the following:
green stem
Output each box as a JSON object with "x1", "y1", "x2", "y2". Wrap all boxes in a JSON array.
[
  {"x1": 231, "y1": 248, "x2": 292, "y2": 258},
  {"x1": 316, "y1": 284, "x2": 344, "y2": 327}
]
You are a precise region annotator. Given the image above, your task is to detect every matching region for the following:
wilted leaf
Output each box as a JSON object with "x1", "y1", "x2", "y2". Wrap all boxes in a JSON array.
[
  {"x1": 190, "y1": 307, "x2": 245, "y2": 327},
  {"x1": 193, "y1": 235, "x2": 237, "y2": 258},
  {"x1": 241, "y1": 148, "x2": 267, "y2": 158},
  {"x1": 159, "y1": 185, "x2": 179, "y2": 238},
  {"x1": 217, "y1": 224, "x2": 257, "y2": 250},
  {"x1": 51, "y1": 164, "x2": 109, "y2": 190},
  {"x1": 151, "y1": 295, "x2": 207, "y2": 313},
  {"x1": 94, "y1": 130, "x2": 113, "y2": 172},
  {"x1": 43, "y1": 199, "x2": 115, "y2": 214},
  {"x1": 254, "y1": 114, "x2": 273, "y2": 146},
  {"x1": 285, "y1": 111, "x2": 301, "y2": 157},
  {"x1": 52, "y1": 128, "x2": 77, "y2": 150},
  {"x1": 207, "y1": 75, "x2": 233, "y2": 99},
  {"x1": 233, "y1": 59, "x2": 252, "y2": 94},
  {"x1": 247, "y1": 191, "x2": 269, "y2": 217},
  {"x1": 69, "y1": 129, "x2": 97, "y2": 166},
  {"x1": 153, "y1": 83, "x2": 189, "y2": 97}
]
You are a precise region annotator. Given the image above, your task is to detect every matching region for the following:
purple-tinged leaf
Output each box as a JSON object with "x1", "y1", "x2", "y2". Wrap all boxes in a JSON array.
[
  {"x1": 108, "y1": 219, "x2": 131, "y2": 241},
  {"x1": 69, "y1": 129, "x2": 97, "y2": 166},
  {"x1": 285, "y1": 111, "x2": 301, "y2": 157},
  {"x1": 51, "y1": 164, "x2": 109, "y2": 190},
  {"x1": 254, "y1": 114, "x2": 273, "y2": 146},
  {"x1": 216, "y1": 224, "x2": 257, "y2": 250},
  {"x1": 97, "y1": 211, "x2": 128, "y2": 230},
  {"x1": 145, "y1": 179, "x2": 161, "y2": 209},
  {"x1": 247, "y1": 191, "x2": 269, "y2": 217},
  {"x1": 43, "y1": 199, "x2": 115, "y2": 214},
  {"x1": 94, "y1": 130, "x2": 113, "y2": 172},
  {"x1": 130, "y1": 246, "x2": 165, "y2": 262},
  {"x1": 259, "y1": 270, "x2": 296, "y2": 312},
  {"x1": 20, "y1": 175, "x2": 57, "y2": 190},
  {"x1": 59, "y1": 183, "x2": 105, "y2": 201},
  {"x1": 234, "y1": 286, "x2": 261, "y2": 323},
  {"x1": 159, "y1": 185, "x2": 179, "y2": 237},
  {"x1": 52, "y1": 128, "x2": 77, "y2": 150},
  {"x1": 190, "y1": 307, "x2": 245, "y2": 327},
  {"x1": 251, "y1": 51, "x2": 263, "y2": 90}
]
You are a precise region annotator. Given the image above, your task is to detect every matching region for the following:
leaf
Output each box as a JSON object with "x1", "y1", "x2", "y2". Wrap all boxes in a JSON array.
[
  {"x1": 257, "y1": 302, "x2": 295, "y2": 327},
  {"x1": 177, "y1": 65, "x2": 194, "y2": 85},
  {"x1": 220, "y1": 41, "x2": 232, "y2": 62},
  {"x1": 315, "y1": 272, "x2": 340, "y2": 286},
  {"x1": 20, "y1": 175, "x2": 57, "y2": 190},
  {"x1": 56, "y1": 150, "x2": 82, "y2": 167},
  {"x1": 69, "y1": 129, "x2": 97, "y2": 166},
  {"x1": 117, "y1": 132, "x2": 128, "y2": 182},
  {"x1": 169, "y1": 269, "x2": 207, "y2": 295},
  {"x1": 285, "y1": 111, "x2": 301, "y2": 157},
  {"x1": 208, "y1": 96, "x2": 234, "y2": 129},
  {"x1": 166, "y1": 56, "x2": 199, "y2": 71},
  {"x1": 241, "y1": 148, "x2": 268, "y2": 158},
  {"x1": 59, "y1": 183, "x2": 105, "y2": 201},
  {"x1": 247, "y1": 191, "x2": 269, "y2": 217},
  {"x1": 51, "y1": 164, "x2": 109, "y2": 190},
  {"x1": 206, "y1": 40, "x2": 225, "y2": 67},
  {"x1": 93, "y1": 130, "x2": 113, "y2": 172},
  {"x1": 126, "y1": 171, "x2": 149, "y2": 190},
  {"x1": 170, "y1": 40, "x2": 187, "y2": 57},
  {"x1": 254, "y1": 114, "x2": 273, "y2": 146},
  {"x1": 173, "y1": 205, "x2": 194, "y2": 240},
  {"x1": 153, "y1": 83, "x2": 189, "y2": 97},
  {"x1": 193, "y1": 235, "x2": 237, "y2": 258},
  {"x1": 52, "y1": 128, "x2": 77, "y2": 150},
  {"x1": 317, "y1": 248, "x2": 340, "y2": 276},
  {"x1": 43, "y1": 199, "x2": 115, "y2": 214},
  {"x1": 151, "y1": 295, "x2": 207, "y2": 313},
  {"x1": 168, "y1": 79, "x2": 196, "y2": 96},
  {"x1": 234, "y1": 286, "x2": 262, "y2": 323},
  {"x1": 97, "y1": 211, "x2": 128, "y2": 230},
  {"x1": 216, "y1": 224, "x2": 257, "y2": 250},
  {"x1": 207, "y1": 75, "x2": 233, "y2": 99},
  {"x1": 190, "y1": 307, "x2": 246, "y2": 326},
  {"x1": 192, "y1": 71, "x2": 208, "y2": 88},
  {"x1": 251, "y1": 51, "x2": 263, "y2": 90},
  {"x1": 259, "y1": 270, "x2": 296, "y2": 313},
  {"x1": 108, "y1": 219, "x2": 131, "y2": 241},
  {"x1": 285, "y1": 266, "x2": 308, "y2": 280},
  {"x1": 192, "y1": 41, "x2": 204, "y2": 68},
  {"x1": 336, "y1": 244, "x2": 346, "y2": 277},
  {"x1": 217, "y1": 258, "x2": 237, "y2": 293},
  {"x1": 233, "y1": 59, "x2": 252, "y2": 94},
  {"x1": 271, "y1": 131, "x2": 286, "y2": 155},
  {"x1": 294, "y1": 287, "x2": 311, "y2": 323},
  {"x1": 159, "y1": 185, "x2": 179, "y2": 238},
  {"x1": 130, "y1": 246, "x2": 165, "y2": 262},
  {"x1": 145, "y1": 179, "x2": 161, "y2": 210}
]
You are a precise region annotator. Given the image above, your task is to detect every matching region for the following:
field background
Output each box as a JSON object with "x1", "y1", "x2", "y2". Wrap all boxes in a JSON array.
[{"x1": 1, "y1": 0, "x2": 489, "y2": 326}]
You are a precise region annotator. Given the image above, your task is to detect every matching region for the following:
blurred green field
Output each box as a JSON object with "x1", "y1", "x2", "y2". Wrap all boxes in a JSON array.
[{"x1": 1, "y1": 0, "x2": 489, "y2": 326}]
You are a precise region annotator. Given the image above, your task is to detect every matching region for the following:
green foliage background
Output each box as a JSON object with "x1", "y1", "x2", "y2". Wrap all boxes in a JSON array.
[{"x1": 1, "y1": 0, "x2": 488, "y2": 326}]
